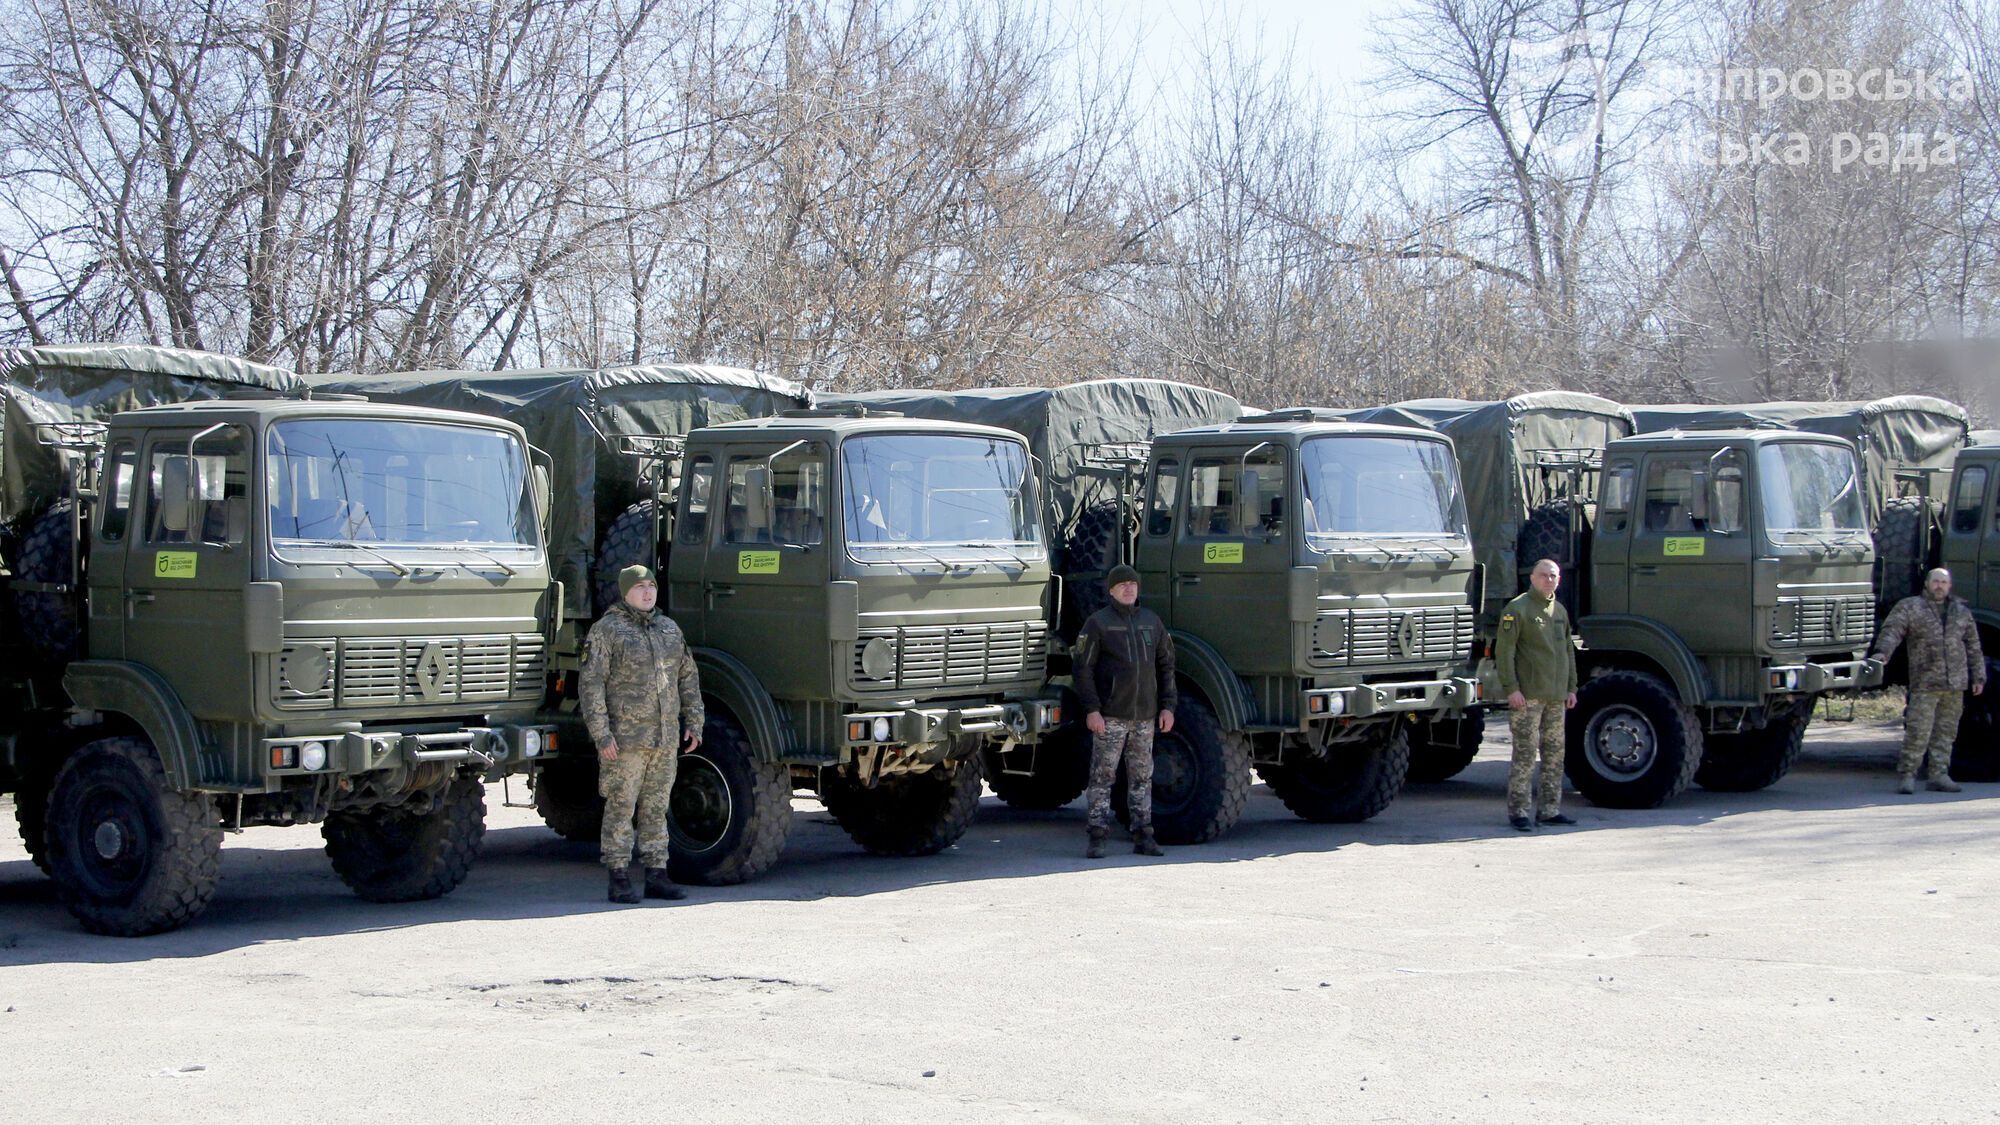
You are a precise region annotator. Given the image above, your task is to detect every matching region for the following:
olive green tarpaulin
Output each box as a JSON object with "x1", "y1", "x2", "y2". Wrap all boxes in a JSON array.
[
  {"x1": 819, "y1": 379, "x2": 1244, "y2": 542},
  {"x1": 2, "y1": 344, "x2": 305, "y2": 522},
  {"x1": 1329, "y1": 393, "x2": 1635, "y2": 624},
  {"x1": 310, "y1": 365, "x2": 811, "y2": 611},
  {"x1": 1629, "y1": 397, "x2": 1969, "y2": 524}
]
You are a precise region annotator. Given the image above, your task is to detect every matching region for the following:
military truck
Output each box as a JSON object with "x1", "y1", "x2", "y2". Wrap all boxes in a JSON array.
[
  {"x1": 317, "y1": 368, "x2": 1064, "y2": 883},
  {"x1": 829, "y1": 385, "x2": 1483, "y2": 844},
  {"x1": 1928, "y1": 435, "x2": 2000, "y2": 781},
  {"x1": 1357, "y1": 395, "x2": 1883, "y2": 805},
  {"x1": 1, "y1": 347, "x2": 552, "y2": 935}
]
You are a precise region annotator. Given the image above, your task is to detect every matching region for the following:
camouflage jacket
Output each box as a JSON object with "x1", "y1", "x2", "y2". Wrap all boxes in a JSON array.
[
  {"x1": 580, "y1": 603, "x2": 704, "y2": 752},
  {"x1": 1495, "y1": 590, "x2": 1577, "y2": 701},
  {"x1": 1873, "y1": 594, "x2": 1986, "y2": 692}
]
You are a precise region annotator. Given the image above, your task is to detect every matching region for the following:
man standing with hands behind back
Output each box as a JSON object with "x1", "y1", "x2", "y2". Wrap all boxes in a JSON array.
[
  {"x1": 1496, "y1": 558, "x2": 1579, "y2": 832},
  {"x1": 1074, "y1": 564, "x2": 1176, "y2": 859},
  {"x1": 581, "y1": 565, "x2": 704, "y2": 904}
]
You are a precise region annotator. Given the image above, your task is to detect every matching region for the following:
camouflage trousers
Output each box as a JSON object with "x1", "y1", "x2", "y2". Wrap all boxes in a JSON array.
[
  {"x1": 1899, "y1": 690, "x2": 1965, "y2": 780},
  {"x1": 600, "y1": 745, "x2": 677, "y2": 869},
  {"x1": 1507, "y1": 699, "x2": 1567, "y2": 819},
  {"x1": 1085, "y1": 718, "x2": 1155, "y2": 832}
]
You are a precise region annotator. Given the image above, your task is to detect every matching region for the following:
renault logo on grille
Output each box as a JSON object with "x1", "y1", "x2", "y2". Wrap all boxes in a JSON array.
[
  {"x1": 1833, "y1": 602, "x2": 1849, "y2": 638},
  {"x1": 413, "y1": 642, "x2": 449, "y2": 701},
  {"x1": 1392, "y1": 612, "x2": 1422, "y2": 656}
]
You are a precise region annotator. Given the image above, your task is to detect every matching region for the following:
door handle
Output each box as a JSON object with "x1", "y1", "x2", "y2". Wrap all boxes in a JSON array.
[
  {"x1": 124, "y1": 590, "x2": 155, "y2": 618},
  {"x1": 706, "y1": 585, "x2": 736, "y2": 607},
  {"x1": 1633, "y1": 565, "x2": 1660, "y2": 576},
  {"x1": 1174, "y1": 574, "x2": 1202, "y2": 587}
]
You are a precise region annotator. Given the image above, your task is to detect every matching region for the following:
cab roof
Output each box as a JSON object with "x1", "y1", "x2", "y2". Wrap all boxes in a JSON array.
[
  {"x1": 1607, "y1": 427, "x2": 1858, "y2": 452},
  {"x1": 108, "y1": 396, "x2": 531, "y2": 439},
  {"x1": 692, "y1": 411, "x2": 1030, "y2": 445},
  {"x1": 1153, "y1": 416, "x2": 1455, "y2": 446}
]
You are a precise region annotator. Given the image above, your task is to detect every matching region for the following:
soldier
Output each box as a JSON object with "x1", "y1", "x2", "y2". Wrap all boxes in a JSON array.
[
  {"x1": 580, "y1": 565, "x2": 704, "y2": 903},
  {"x1": 1870, "y1": 567, "x2": 1985, "y2": 794},
  {"x1": 1074, "y1": 564, "x2": 1176, "y2": 859},
  {"x1": 1496, "y1": 559, "x2": 1579, "y2": 832}
]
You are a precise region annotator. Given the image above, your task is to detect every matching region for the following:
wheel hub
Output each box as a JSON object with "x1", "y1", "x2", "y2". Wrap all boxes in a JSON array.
[
  {"x1": 92, "y1": 818, "x2": 128, "y2": 861},
  {"x1": 1588, "y1": 706, "x2": 1658, "y2": 779},
  {"x1": 670, "y1": 756, "x2": 733, "y2": 854},
  {"x1": 1150, "y1": 738, "x2": 1197, "y2": 812}
]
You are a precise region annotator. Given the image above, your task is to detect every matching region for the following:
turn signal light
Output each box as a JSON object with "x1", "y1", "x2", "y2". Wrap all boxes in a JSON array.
[
  {"x1": 270, "y1": 745, "x2": 298, "y2": 770},
  {"x1": 847, "y1": 720, "x2": 868, "y2": 742}
]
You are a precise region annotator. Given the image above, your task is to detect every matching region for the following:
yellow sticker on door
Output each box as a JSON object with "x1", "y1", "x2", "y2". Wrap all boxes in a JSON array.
[
  {"x1": 1203, "y1": 542, "x2": 1245, "y2": 564},
  {"x1": 738, "y1": 550, "x2": 781, "y2": 575},
  {"x1": 1663, "y1": 536, "x2": 1706, "y2": 557},
  {"x1": 154, "y1": 551, "x2": 198, "y2": 579}
]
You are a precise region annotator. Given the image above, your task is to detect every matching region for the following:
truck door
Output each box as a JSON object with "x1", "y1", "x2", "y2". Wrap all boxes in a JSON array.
[
  {"x1": 1941, "y1": 460, "x2": 1991, "y2": 606},
  {"x1": 84, "y1": 440, "x2": 139, "y2": 661},
  {"x1": 1170, "y1": 443, "x2": 1290, "y2": 675},
  {"x1": 1133, "y1": 453, "x2": 1179, "y2": 623},
  {"x1": 1588, "y1": 459, "x2": 1638, "y2": 616},
  {"x1": 703, "y1": 442, "x2": 829, "y2": 698},
  {"x1": 1628, "y1": 447, "x2": 1754, "y2": 654},
  {"x1": 665, "y1": 453, "x2": 714, "y2": 641},
  {"x1": 124, "y1": 425, "x2": 254, "y2": 718}
]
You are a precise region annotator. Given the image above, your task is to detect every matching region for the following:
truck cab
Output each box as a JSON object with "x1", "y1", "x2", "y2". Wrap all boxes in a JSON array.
[{"x1": 1936, "y1": 440, "x2": 2000, "y2": 780}]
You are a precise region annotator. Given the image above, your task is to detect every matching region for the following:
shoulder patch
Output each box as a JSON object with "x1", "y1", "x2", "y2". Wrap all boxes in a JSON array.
[{"x1": 1501, "y1": 613, "x2": 1516, "y2": 623}]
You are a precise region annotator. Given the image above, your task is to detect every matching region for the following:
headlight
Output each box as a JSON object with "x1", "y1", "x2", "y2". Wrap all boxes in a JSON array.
[
  {"x1": 1326, "y1": 693, "x2": 1346, "y2": 716},
  {"x1": 522, "y1": 729, "x2": 543, "y2": 757},
  {"x1": 300, "y1": 741, "x2": 328, "y2": 771},
  {"x1": 871, "y1": 716, "x2": 893, "y2": 743},
  {"x1": 860, "y1": 637, "x2": 897, "y2": 680},
  {"x1": 1786, "y1": 670, "x2": 1800, "y2": 690}
]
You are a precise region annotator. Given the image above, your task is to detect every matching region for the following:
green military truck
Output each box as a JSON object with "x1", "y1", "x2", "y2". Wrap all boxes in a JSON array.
[
  {"x1": 2, "y1": 346, "x2": 552, "y2": 935},
  {"x1": 830, "y1": 384, "x2": 1484, "y2": 843},
  {"x1": 318, "y1": 369, "x2": 1064, "y2": 883},
  {"x1": 1356, "y1": 395, "x2": 1883, "y2": 806}
]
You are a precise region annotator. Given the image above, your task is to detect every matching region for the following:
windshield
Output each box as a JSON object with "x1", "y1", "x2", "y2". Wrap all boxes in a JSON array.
[
  {"x1": 1301, "y1": 436, "x2": 1467, "y2": 540},
  {"x1": 842, "y1": 433, "x2": 1041, "y2": 559},
  {"x1": 1759, "y1": 443, "x2": 1868, "y2": 534},
  {"x1": 267, "y1": 418, "x2": 536, "y2": 548}
]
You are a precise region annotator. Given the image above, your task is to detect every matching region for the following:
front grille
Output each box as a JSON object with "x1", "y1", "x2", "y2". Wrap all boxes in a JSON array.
[
  {"x1": 851, "y1": 622, "x2": 1047, "y2": 689},
  {"x1": 296, "y1": 633, "x2": 546, "y2": 707},
  {"x1": 1315, "y1": 606, "x2": 1472, "y2": 666},
  {"x1": 1772, "y1": 595, "x2": 1874, "y2": 647}
]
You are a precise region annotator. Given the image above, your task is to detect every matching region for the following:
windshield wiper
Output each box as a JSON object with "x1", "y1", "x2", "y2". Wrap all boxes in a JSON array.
[
  {"x1": 322, "y1": 540, "x2": 412, "y2": 576},
  {"x1": 438, "y1": 544, "x2": 520, "y2": 576}
]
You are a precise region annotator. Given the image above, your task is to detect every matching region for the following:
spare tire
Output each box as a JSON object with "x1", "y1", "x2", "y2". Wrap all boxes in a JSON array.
[
  {"x1": 1516, "y1": 500, "x2": 1589, "y2": 619},
  {"x1": 592, "y1": 500, "x2": 662, "y2": 614},
  {"x1": 1872, "y1": 496, "x2": 1933, "y2": 615},
  {"x1": 13, "y1": 501, "x2": 82, "y2": 662},
  {"x1": 1059, "y1": 501, "x2": 1123, "y2": 640}
]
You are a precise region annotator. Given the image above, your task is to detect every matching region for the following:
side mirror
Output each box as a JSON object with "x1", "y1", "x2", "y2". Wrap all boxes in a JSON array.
[
  {"x1": 744, "y1": 465, "x2": 772, "y2": 529},
  {"x1": 1236, "y1": 469, "x2": 1261, "y2": 533},
  {"x1": 530, "y1": 461, "x2": 553, "y2": 538}
]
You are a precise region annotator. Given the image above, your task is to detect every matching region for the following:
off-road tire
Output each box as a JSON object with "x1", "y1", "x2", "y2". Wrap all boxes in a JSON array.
[
  {"x1": 14, "y1": 501, "x2": 82, "y2": 662},
  {"x1": 669, "y1": 711, "x2": 793, "y2": 884},
  {"x1": 323, "y1": 777, "x2": 486, "y2": 903},
  {"x1": 820, "y1": 752, "x2": 983, "y2": 857},
  {"x1": 1566, "y1": 670, "x2": 1703, "y2": 808},
  {"x1": 1694, "y1": 705, "x2": 1810, "y2": 792},
  {"x1": 1112, "y1": 696, "x2": 1249, "y2": 844},
  {"x1": 1258, "y1": 721, "x2": 1412, "y2": 823},
  {"x1": 982, "y1": 722, "x2": 1092, "y2": 810},
  {"x1": 1060, "y1": 501, "x2": 1123, "y2": 639},
  {"x1": 593, "y1": 500, "x2": 663, "y2": 614},
  {"x1": 1951, "y1": 657, "x2": 2000, "y2": 783},
  {"x1": 1872, "y1": 496, "x2": 1933, "y2": 614},
  {"x1": 13, "y1": 772, "x2": 53, "y2": 874},
  {"x1": 44, "y1": 736, "x2": 221, "y2": 936},
  {"x1": 532, "y1": 758, "x2": 605, "y2": 843},
  {"x1": 1517, "y1": 501, "x2": 1589, "y2": 618},
  {"x1": 1404, "y1": 708, "x2": 1485, "y2": 784}
]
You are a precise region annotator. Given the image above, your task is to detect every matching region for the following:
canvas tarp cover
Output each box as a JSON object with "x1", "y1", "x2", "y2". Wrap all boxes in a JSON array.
[
  {"x1": 1332, "y1": 393, "x2": 1635, "y2": 621},
  {"x1": 2, "y1": 344, "x2": 304, "y2": 522},
  {"x1": 819, "y1": 379, "x2": 1244, "y2": 538},
  {"x1": 1628, "y1": 396, "x2": 1970, "y2": 522},
  {"x1": 310, "y1": 365, "x2": 811, "y2": 608}
]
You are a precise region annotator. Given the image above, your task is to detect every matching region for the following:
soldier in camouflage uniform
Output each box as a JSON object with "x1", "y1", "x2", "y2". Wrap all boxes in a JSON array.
[
  {"x1": 1074, "y1": 564, "x2": 1176, "y2": 858},
  {"x1": 580, "y1": 565, "x2": 705, "y2": 903},
  {"x1": 1871, "y1": 567, "x2": 1985, "y2": 794},
  {"x1": 1496, "y1": 559, "x2": 1579, "y2": 832}
]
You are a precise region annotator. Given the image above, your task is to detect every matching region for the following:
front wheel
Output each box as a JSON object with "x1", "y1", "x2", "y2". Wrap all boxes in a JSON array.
[
  {"x1": 1565, "y1": 671, "x2": 1703, "y2": 809},
  {"x1": 1113, "y1": 697, "x2": 1249, "y2": 844},
  {"x1": 323, "y1": 777, "x2": 486, "y2": 903},
  {"x1": 44, "y1": 736, "x2": 222, "y2": 936},
  {"x1": 1695, "y1": 705, "x2": 1809, "y2": 792},
  {"x1": 532, "y1": 758, "x2": 605, "y2": 843},
  {"x1": 1951, "y1": 659, "x2": 2000, "y2": 782},
  {"x1": 1403, "y1": 709, "x2": 1485, "y2": 784},
  {"x1": 982, "y1": 722, "x2": 1091, "y2": 811},
  {"x1": 820, "y1": 752, "x2": 983, "y2": 857},
  {"x1": 1259, "y1": 721, "x2": 1411, "y2": 823},
  {"x1": 668, "y1": 711, "x2": 793, "y2": 884}
]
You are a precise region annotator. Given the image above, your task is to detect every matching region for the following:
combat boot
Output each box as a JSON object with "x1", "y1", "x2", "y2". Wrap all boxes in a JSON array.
[
  {"x1": 1085, "y1": 828, "x2": 1107, "y2": 859},
  {"x1": 643, "y1": 867, "x2": 688, "y2": 900},
  {"x1": 1928, "y1": 776, "x2": 1963, "y2": 793},
  {"x1": 607, "y1": 867, "x2": 641, "y2": 904},
  {"x1": 1897, "y1": 775, "x2": 1917, "y2": 795},
  {"x1": 1132, "y1": 828, "x2": 1164, "y2": 857}
]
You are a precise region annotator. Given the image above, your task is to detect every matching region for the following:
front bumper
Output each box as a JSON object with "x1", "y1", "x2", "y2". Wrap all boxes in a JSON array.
[
  {"x1": 842, "y1": 696, "x2": 1064, "y2": 750},
  {"x1": 1765, "y1": 658, "x2": 1881, "y2": 695},
  {"x1": 260, "y1": 723, "x2": 552, "y2": 779},
  {"x1": 1304, "y1": 676, "x2": 1482, "y2": 722}
]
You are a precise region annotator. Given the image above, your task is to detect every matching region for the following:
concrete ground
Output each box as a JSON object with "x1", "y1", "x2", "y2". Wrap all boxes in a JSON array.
[{"x1": 1, "y1": 716, "x2": 1995, "y2": 1124}]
